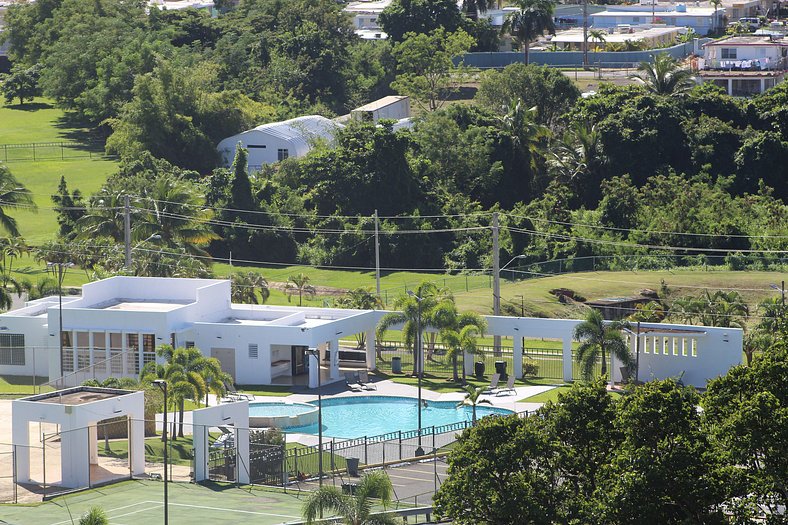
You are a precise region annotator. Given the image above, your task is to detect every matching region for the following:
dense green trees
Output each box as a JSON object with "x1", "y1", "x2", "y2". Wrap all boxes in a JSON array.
[
  {"x1": 437, "y1": 371, "x2": 788, "y2": 524},
  {"x1": 0, "y1": 63, "x2": 41, "y2": 105}
]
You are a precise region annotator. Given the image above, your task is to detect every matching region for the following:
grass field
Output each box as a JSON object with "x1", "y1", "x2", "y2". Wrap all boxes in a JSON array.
[
  {"x1": 0, "y1": 479, "x2": 310, "y2": 525},
  {"x1": 0, "y1": 98, "x2": 118, "y2": 244}
]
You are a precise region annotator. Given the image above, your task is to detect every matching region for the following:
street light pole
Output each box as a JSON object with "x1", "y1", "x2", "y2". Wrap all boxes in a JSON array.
[
  {"x1": 153, "y1": 380, "x2": 169, "y2": 525},
  {"x1": 407, "y1": 291, "x2": 425, "y2": 456},
  {"x1": 48, "y1": 262, "x2": 74, "y2": 387},
  {"x1": 128, "y1": 233, "x2": 162, "y2": 273},
  {"x1": 306, "y1": 349, "x2": 323, "y2": 488}
]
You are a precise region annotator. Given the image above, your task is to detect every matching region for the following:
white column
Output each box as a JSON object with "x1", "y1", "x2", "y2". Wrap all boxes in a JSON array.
[
  {"x1": 259, "y1": 344, "x2": 272, "y2": 385},
  {"x1": 308, "y1": 352, "x2": 319, "y2": 389},
  {"x1": 129, "y1": 409, "x2": 145, "y2": 477},
  {"x1": 329, "y1": 339, "x2": 340, "y2": 380},
  {"x1": 562, "y1": 338, "x2": 573, "y2": 382},
  {"x1": 610, "y1": 347, "x2": 617, "y2": 386},
  {"x1": 236, "y1": 425, "x2": 250, "y2": 484},
  {"x1": 88, "y1": 425, "x2": 98, "y2": 464},
  {"x1": 61, "y1": 426, "x2": 90, "y2": 488},
  {"x1": 513, "y1": 335, "x2": 523, "y2": 379},
  {"x1": 760, "y1": 78, "x2": 765, "y2": 93},
  {"x1": 728, "y1": 78, "x2": 733, "y2": 96},
  {"x1": 11, "y1": 413, "x2": 30, "y2": 483},
  {"x1": 365, "y1": 330, "x2": 376, "y2": 370},
  {"x1": 194, "y1": 425, "x2": 209, "y2": 482},
  {"x1": 464, "y1": 350, "x2": 474, "y2": 377}
]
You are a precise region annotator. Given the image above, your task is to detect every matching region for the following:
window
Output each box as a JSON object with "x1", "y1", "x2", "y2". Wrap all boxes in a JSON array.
[
  {"x1": 248, "y1": 343, "x2": 259, "y2": 359},
  {"x1": 76, "y1": 331, "x2": 90, "y2": 370},
  {"x1": 632, "y1": 16, "x2": 640, "y2": 23},
  {"x1": 185, "y1": 341, "x2": 195, "y2": 348},
  {"x1": 93, "y1": 332, "x2": 106, "y2": 373},
  {"x1": 143, "y1": 334, "x2": 156, "y2": 368},
  {"x1": 110, "y1": 333, "x2": 123, "y2": 374},
  {"x1": 62, "y1": 331, "x2": 73, "y2": 373},
  {"x1": 277, "y1": 148, "x2": 289, "y2": 161},
  {"x1": 127, "y1": 334, "x2": 140, "y2": 375},
  {"x1": 721, "y1": 48, "x2": 737, "y2": 59},
  {"x1": 247, "y1": 144, "x2": 266, "y2": 149},
  {"x1": 0, "y1": 334, "x2": 25, "y2": 366}
]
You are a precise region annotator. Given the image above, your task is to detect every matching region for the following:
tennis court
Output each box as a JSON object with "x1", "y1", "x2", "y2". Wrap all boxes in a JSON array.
[{"x1": 0, "y1": 480, "x2": 309, "y2": 525}]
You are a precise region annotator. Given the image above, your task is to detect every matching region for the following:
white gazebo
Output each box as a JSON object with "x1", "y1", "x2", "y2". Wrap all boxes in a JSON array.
[{"x1": 12, "y1": 387, "x2": 145, "y2": 489}]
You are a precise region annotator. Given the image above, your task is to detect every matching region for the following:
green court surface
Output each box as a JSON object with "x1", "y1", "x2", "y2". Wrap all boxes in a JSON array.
[{"x1": 0, "y1": 480, "x2": 310, "y2": 525}]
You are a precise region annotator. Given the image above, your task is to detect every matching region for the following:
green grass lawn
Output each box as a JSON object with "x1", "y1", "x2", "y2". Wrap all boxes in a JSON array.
[
  {"x1": 519, "y1": 385, "x2": 624, "y2": 404},
  {"x1": 235, "y1": 385, "x2": 293, "y2": 397},
  {"x1": 0, "y1": 97, "x2": 118, "y2": 244},
  {"x1": 99, "y1": 435, "x2": 198, "y2": 466},
  {"x1": 0, "y1": 375, "x2": 53, "y2": 395}
]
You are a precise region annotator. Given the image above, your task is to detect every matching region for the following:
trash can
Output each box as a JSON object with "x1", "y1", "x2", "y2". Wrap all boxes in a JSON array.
[
  {"x1": 391, "y1": 356, "x2": 402, "y2": 374},
  {"x1": 495, "y1": 361, "x2": 508, "y2": 380},
  {"x1": 346, "y1": 457, "x2": 360, "y2": 477},
  {"x1": 474, "y1": 361, "x2": 485, "y2": 379}
]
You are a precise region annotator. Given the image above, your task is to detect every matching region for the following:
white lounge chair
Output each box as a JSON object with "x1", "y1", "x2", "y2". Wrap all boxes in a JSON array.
[
  {"x1": 345, "y1": 372, "x2": 363, "y2": 392},
  {"x1": 482, "y1": 373, "x2": 501, "y2": 393},
  {"x1": 358, "y1": 370, "x2": 377, "y2": 390},
  {"x1": 495, "y1": 376, "x2": 517, "y2": 396}
]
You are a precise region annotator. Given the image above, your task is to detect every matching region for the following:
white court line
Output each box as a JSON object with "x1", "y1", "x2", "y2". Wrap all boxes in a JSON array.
[
  {"x1": 46, "y1": 501, "x2": 153, "y2": 525},
  {"x1": 165, "y1": 502, "x2": 299, "y2": 519},
  {"x1": 105, "y1": 505, "x2": 163, "y2": 521}
]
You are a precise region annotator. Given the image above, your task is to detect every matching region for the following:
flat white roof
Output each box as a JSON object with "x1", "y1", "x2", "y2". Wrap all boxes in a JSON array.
[
  {"x1": 92, "y1": 300, "x2": 191, "y2": 312},
  {"x1": 592, "y1": 8, "x2": 717, "y2": 17},
  {"x1": 552, "y1": 26, "x2": 680, "y2": 43},
  {"x1": 353, "y1": 96, "x2": 408, "y2": 112}
]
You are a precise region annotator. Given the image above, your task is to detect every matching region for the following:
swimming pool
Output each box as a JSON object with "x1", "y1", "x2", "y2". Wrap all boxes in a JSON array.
[
  {"x1": 250, "y1": 396, "x2": 513, "y2": 439},
  {"x1": 248, "y1": 402, "x2": 318, "y2": 429}
]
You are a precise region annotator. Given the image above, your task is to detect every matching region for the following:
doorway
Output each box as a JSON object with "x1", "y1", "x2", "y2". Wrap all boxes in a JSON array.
[
  {"x1": 291, "y1": 346, "x2": 307, "y2": 376},
  {"x1": 210, "y1": 348, "x2": 236, "y2": 379}
]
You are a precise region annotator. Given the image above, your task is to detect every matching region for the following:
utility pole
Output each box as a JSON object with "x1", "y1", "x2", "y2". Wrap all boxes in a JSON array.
[
  {"x1": 374, "y1": 210, "x2": 381, "y2": 296},
  {"x1": 124, "y1": 195, "x2": 131, "y2": 269},
  {"x1": 492, "y1": 212, "x2": 500, "y2": 356},
  {"x1": 583, "y1": 0, "x2": 589, "y2": 67}
]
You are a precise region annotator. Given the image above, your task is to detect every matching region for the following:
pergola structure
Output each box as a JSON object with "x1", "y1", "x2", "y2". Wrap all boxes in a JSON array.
[{"x1": 12, "y1": 387, "x2": 145, "y2": 488}]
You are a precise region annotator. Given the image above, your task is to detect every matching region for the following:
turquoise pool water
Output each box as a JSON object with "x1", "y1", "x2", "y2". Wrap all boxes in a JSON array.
[
  {"x1": 249, "y1": 396, "x2": 512, "y2": 439},
  {"x1": 248, "y1": 402, "x2": 314, "y2": 417}
]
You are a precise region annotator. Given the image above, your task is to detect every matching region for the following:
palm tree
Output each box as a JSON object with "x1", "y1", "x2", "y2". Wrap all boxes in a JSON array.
[
  {"x1": 0, "y1": 165, "x2": 36, "y2": 237},
  {"x1": 630, "y1": 53, "x2": 696, "y2": 95},
  {"x1": 499, "y1": 101, "x2": 550, "y2": 173},
  {"x1": 588, "y1": 29, "x2": 606, "y2": 63},
  {"x1": 548, "y1": 122, "x2": 605, "y2": 205},
  {"x1": 76, "y1": 191, "x2": 129, "y2": 243},
  {"x1": 709, "y1": 0, "x2": 722, "y2": 32},
  {"x1": 376, "y1": 282, "x2": 454, "y2": 375},
  {"x1": 457, "y1": 385, "x2": 493, "y2": 425},
  {"x1": 136, "y1": 175, "x2": 219, "y2": 257},
  {"x1": 574, "y1": 309, "x2": 633, "y2": 381},
  {"x1": 335, "y1": 288, "x2": 384, "y2": 350},
  {"x1": 302, "y1": 470, "x2": 398, "y2": 525},
  {"x1": 503, "y1": 0, "x2": 556, "y2": 65},
  {"x1": 78, "y1": 506, "x2": 109, "y2": 525},
  {"x1": 0, "y1": 237, "x2": 28, "y2": 286},
  {"x1": 440, "y1": 312, "x2": 487, "y2": 383},
  {"x1": 231, "y1": 272, "x2": 270, "y2": 304},
  {"x1": 284, "y1": 273, "x2": 317, "y2": 306},
  {"x1": 756, "y1": 296, "x2": 786, "y2": 333}
]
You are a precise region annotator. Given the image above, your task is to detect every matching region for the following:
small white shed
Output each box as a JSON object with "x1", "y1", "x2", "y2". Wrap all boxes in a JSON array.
[
  {"x1": 351, "y1": 96, "x2": 411, "y2": 123},
  {"x1": 217, "y1": 115, "x2": 342, "y2": 168}
]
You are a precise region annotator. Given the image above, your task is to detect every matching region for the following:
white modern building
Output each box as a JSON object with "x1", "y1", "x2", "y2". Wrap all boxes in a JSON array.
[
  {"x1": 216, "y1": 115, "x2": 342, "y2": 169},
  {"x1": 549, "y1": 25, "x2": 683, "y2": 51},
  {"x1": 0, "y1": 277, "x2": 744, "y2": 390},
  {"x1": 697, "y1": 35, "x2": 788, "y2": 95}
]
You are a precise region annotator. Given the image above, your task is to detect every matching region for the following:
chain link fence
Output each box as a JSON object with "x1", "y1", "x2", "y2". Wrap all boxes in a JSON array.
[{"x1": 0, "y1": 142, "x2": 110, "y2": 162}]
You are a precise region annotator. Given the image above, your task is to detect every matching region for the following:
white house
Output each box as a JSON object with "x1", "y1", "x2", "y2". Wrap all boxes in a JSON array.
[
  {"x1": 697, "y1": 35, "x2": 788, "y2": 95},
  {"x1": 0, "y1": 276, "x2": 743, "y2": 390},
  {"x1": 216, "y1": 115, "x2": 342, "y2": 169},
  {"x1": 590, "y1": 3, "x2": 725, "y2": 35}
]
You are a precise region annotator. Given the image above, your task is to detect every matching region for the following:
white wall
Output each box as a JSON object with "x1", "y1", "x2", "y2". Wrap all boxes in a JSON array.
[
  {"x1": 217, "y1": 131, "x2": 304, "y2": 168},
  {"x1": 705, "y1": 44, "x2": 783, "y2": 61}
]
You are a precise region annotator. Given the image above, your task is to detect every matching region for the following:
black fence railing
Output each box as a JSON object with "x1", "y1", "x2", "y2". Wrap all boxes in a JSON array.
[
  {"x1": 375, "y1": 341, "x2": 601, "y2": 381},
  {"x1": 0, "y1": 141, "x2": 111, "y2": 162}
]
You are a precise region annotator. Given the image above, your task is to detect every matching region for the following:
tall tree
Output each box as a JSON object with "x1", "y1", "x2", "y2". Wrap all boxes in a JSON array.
[
  {"x1": 51, "y1": 175, "x2": 85, "y2": 241},
  {"x1": 573, "y1": 308, "x2": 632, "y2": 380},
  {"x1": 502, "y1": 0, "x2": 556, "y2": 66},
  {"x1": 391, "y1": 28, "x2": 474, "y2": 112},
  {"x1": 379, "y1": 0, "x2": 463, "y2": 42},
  {"x1": 0, "y1": 63, "x2": 42, "y2": 105},
  {"x1": 335, "y1": 288, "x2": 383, "y2": 351},
  {"x1": 284, "y1": 273, "x2": 317, "y2": 306}
]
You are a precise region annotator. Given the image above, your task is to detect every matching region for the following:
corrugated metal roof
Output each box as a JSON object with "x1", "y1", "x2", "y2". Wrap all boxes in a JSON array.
[{"x1": 248, "y1": 115, "x2": 340, "y2": 142}]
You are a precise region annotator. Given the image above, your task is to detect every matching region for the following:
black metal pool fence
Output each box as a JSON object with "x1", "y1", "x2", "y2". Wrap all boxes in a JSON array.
[{"x1": 375, "y1": 340, "x2": 602, "y2": 381}]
